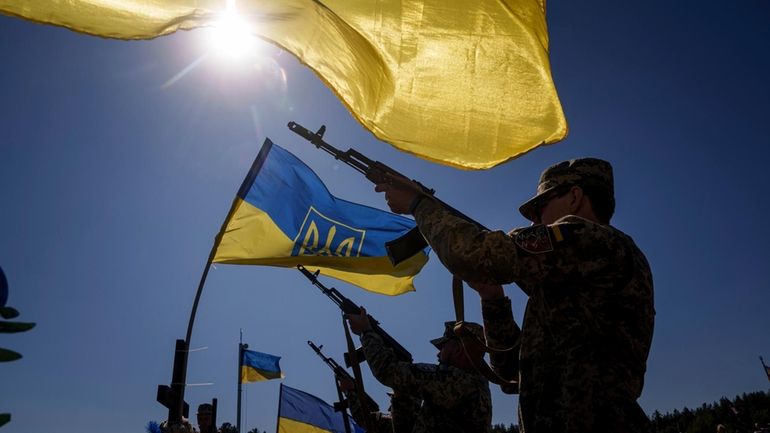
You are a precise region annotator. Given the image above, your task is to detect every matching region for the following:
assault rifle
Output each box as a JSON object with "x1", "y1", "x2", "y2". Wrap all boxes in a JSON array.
[
  {"x1": 297, "y1": 265, "x2": 412, "y2": 366},
  {"x1": 307, "y1": 340, "x2": 380, "y2": 412},
  {"x1": 287, "y1": 121, "x2": 488, "y2": 264}
]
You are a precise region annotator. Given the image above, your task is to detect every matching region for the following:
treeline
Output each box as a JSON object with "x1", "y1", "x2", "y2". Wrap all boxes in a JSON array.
[
  {"x1": 486, "y1": 389, "x2": 770, "y2": 433},
  {"x1": 491, "y1": 423, "x2": 519, "y2": 433},
  {"x1": 651, "y1": 389, "x2": 770, "y2": 433}
]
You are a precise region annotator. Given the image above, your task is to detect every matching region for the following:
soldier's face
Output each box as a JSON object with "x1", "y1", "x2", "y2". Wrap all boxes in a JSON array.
[
  {"x1": 438, "y1": 340, "x2": 462, "y2": 365},
  {"x1": 538, "y1": 196, "x2": 569, "y2": 224},
  {"x1": 197, "y1": 412, "x2": 212, "y2": 429},
  {"x1": 537, "y1": 189, "x2": 575, "y2": 225}
]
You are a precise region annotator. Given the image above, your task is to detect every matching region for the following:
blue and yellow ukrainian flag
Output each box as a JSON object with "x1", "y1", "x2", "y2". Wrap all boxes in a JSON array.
[
  {"x1": 212, "y1": 138, "x2": 429, "y2": 296},
  {"x1": 241, "y1": 349, "x2": 283, "y2": 383},
  {"x1": 277, "y1": 384, "x2": 364, "y2": 433}
]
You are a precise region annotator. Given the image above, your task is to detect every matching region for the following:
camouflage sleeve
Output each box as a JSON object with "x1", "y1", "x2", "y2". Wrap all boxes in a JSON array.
[
  {"x1": 345, "y1": 389, "x2": 365, "y2": 423},
  {"x1": 413, "y1": 199, "x2": 628, "y2": 287},
  {"x1": 389, "y1": 391, "x2": 421, "y2": 433},
  {"x1": 360, "y1": 331, "x2": 476, "y2": 406},
  {"x1": 345, "y1": 391, "x2": 394, "y2": 433},
  {"x1": 481, "y1": 297, "x2": 520, "y2": 385}
]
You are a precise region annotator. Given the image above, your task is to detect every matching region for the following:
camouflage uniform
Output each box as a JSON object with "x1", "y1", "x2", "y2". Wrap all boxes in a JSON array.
[
  {"x1": 411, "y1": 158, "x2": 655, "y2": 433},
  {"x1": 389, "y1": 392, "x2": 422, "y2": 433},
  {"x1": 346, "y1": 388, "x2": 421, "y2": 433},
  {"x1": 359, "y1": 329, "x2": 492, "y2": 433},
  {"x1": 345, "y1": 392, "x2": 394, "y2": 433}
]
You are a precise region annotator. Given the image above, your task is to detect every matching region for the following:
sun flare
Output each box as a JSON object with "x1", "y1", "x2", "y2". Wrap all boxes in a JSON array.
[{"x1": 207, "y1": 2, "x2": 256, "y2": 60}]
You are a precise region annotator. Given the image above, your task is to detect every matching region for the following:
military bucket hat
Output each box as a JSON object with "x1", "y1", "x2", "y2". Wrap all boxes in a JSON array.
[
  {"x1": 519, "y1": 157, "x2": 614, "y2": 222},
  {"x1": 431, "y1": 321, "x2": 484, "y2": 349}
]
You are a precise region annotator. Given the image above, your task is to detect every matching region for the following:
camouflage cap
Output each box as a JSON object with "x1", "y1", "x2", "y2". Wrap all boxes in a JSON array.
[
  {"x1": 519, "y1": 157, "x2": 614, "y2": 222},
  {"x1": 430, "y1": 321, "x2": 484, "y2": 349}
]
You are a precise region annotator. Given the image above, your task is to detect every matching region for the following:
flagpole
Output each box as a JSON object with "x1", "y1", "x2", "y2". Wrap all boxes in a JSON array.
[
  {"x1": 238, "y1": 330, "x2": 247, "y2": 433},
  {"x1": 275, "y1": 384, "x2": 284, "y2": 433},
  {"x1": 174, "y1": 141, "x2": 268, "y2": 428},
  {"x1": 171, "y1": 255, "x2": 215, "y2": 425},
  {"x1": 185, "y1": 254, "x2": 215, "y2": 346}
]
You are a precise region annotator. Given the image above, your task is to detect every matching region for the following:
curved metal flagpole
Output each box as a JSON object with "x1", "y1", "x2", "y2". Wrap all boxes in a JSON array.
[
  {"x1": 185, "y1": 254, "x2": 216, "y2": 346},
  {"x1": 174, "y1": 248, "x2": 217, "y2": 425},
  {"x1": 170, "y1": 139, "x2": 271, "y2": 427}
]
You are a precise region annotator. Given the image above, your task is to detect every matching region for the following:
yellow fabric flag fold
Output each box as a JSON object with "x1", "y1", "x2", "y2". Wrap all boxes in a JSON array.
[{"x1": 1, "y1": 0, "x2": 567, "y2": 169}]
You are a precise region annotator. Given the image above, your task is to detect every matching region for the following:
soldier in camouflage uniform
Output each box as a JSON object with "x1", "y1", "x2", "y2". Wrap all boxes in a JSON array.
[
  {"x1": 340, "y1": 377, "x2": 422, "y2": 433},
  {"x1": 196, "y1": 403, "x2": 217, "y2": 433},
  {"x1": 376, "y1": 158, "x2": 655, "y2": 433},
  {"x1": 346, "y1": 309, "x2": 492, "y2": 433}
]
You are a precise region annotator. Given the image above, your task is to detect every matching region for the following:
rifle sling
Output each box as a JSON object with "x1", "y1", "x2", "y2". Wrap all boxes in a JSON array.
[{"x1": 452, "y1": 276, "x2": 519, "y2": 394}]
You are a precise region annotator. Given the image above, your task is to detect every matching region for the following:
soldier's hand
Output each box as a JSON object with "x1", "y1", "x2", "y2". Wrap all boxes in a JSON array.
[
  {"x1": 466, "y1": 280, "x2": 505, "y2": 301},
  {"x1": 374, "y1": 174, "x2": 421, "y2": 214},
  {"x1": 345, "y1": 307, "x2": 372, "y2": 335}
]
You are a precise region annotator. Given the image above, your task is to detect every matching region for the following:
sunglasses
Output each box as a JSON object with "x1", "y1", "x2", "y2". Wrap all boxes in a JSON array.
[{"x1": 529, "y1": 185, "x2": 574, "y2": 222}]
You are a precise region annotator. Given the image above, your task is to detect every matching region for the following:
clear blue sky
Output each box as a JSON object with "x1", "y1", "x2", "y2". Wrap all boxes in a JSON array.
[{"x1": 1, "y1": 2, "x2": 769, "y2": 432}]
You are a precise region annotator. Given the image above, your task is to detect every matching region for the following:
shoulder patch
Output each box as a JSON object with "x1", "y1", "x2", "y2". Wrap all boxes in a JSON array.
[{"x1": 514, "y1": 224, "x2": 554, "y2": 254}]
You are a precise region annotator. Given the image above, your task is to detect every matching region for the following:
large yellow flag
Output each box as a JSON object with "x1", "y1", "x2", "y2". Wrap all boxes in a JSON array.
[{"x1": 1, "y1": 0, "x2": 567, "y2": 169}]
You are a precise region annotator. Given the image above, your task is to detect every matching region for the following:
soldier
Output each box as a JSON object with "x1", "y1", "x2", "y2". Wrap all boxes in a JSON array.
[
  {"x1": 376, "y1": 158, "x2": 655, "y2": 433},
  {"x1": 196, "y1": 403, "x2": 216, "y2": 433},
  {"x1": 338, "y1": 376, "x2": 421, "y2": 433},
  {"x1": 346, "y1": 309, "x2": 492, "y2": 433}
]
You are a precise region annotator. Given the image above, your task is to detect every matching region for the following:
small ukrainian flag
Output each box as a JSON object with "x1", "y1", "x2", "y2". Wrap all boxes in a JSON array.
[
  {"x1": 277, "y1": 384, "x2": 363, "y2": 433},
  {"x1": 241, "y1": 349, "x2": 283, "y2": 383},
  {"x1": 212, "y1": 138, "x2": 429, "y2": 295}
]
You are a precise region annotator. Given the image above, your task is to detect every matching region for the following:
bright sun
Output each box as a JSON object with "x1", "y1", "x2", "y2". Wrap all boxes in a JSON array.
[{"x1": 207, "y1": 2, "x2": 257, "y2": 60}]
